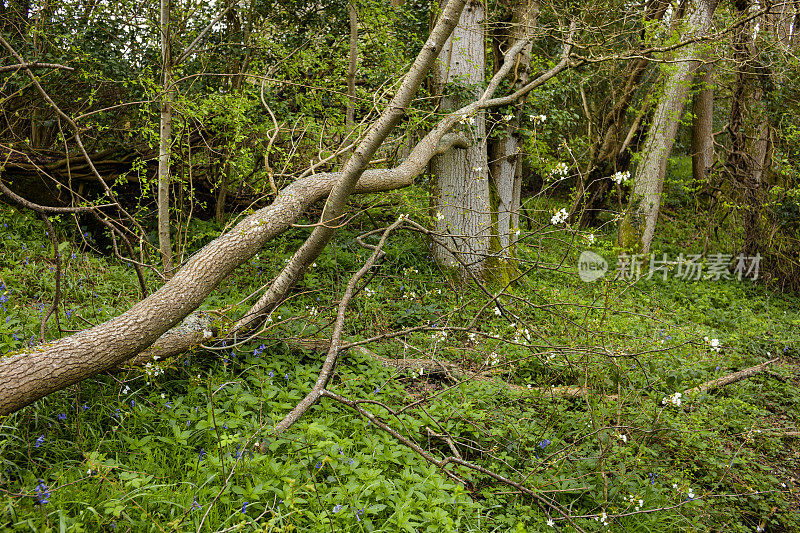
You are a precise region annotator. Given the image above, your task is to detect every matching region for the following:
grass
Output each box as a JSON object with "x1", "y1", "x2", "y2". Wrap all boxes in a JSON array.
[{"x1": 0, "y1": 185, "x2": 799, "y2": 532}]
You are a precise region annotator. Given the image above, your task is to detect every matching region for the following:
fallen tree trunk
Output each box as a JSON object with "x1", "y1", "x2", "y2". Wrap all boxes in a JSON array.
[{"x1": 0, "y1": 0, "x2": 469, "y2": 416}]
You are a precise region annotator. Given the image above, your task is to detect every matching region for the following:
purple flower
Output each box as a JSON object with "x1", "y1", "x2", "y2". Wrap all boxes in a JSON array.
[
  {"x1": 242, "y1": 501, "x2": 248, "y2": 513},
  {"x1": 191, "y1": 496, "x2": 201, "y2": 510},
  {"x1": 356, "y1": 508, "x2": 364, "y2": 521},
  {"x1": 35, "y1": 481, "x2": 50, "y2": 505},
  {"x1": 57, "y1": 413, "x2": 67, "y2": 421},
  {"x1": 82, "y1": 404, "x2": 89, "y2": 412},
  {"x1": 198, "y1": 448, "x2": 206, "y2": 460},
  {"x1": 316, "y1": 461, "x2": 323, "y2": 469},
  {"x1": 538, "y1": 439, "x2": 551, "y2": 449},
  {"x1": 333, "y1": 504, "x2": 343, "y2": 513},
  {"x1": 269, "y1": 371, "x2": 274, "y2": 378},
  {"x1": 34, "y1": 435, "x2": 45, "y2": 448}
]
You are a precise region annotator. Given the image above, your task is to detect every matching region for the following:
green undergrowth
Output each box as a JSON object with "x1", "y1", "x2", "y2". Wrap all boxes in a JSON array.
[{"x1": 0, "y1": 191, "x2": 799, "y2": 532}]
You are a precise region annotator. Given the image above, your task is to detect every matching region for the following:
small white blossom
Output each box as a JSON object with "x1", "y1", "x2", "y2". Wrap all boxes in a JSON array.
[
  {"x1": 585, "y1": 233, "x2": 595, "y2": 244},
  {"x1": 615, "y1": 432, "x2": 628, "y2": 443},
  {"x1": 486, "y1": 352, "x2": 501, "y2": 366},
  {"x1": 662, "y1": 392, "x2": 683, "y2": 407},
  {"x1": 435, "y1": 211, "x2": 445, "y2": 221},
  {"x1": 494, "y1": 306, "x2": 502, "y2": 316},
  {"x1": 546, "y1": 518, "x2": 555, "y2": 527},
  {"x1": 551, "y1": 208, "x2": 569, "y2": 225},
  {"x1": 503, "y1": 114, "x2": 514, "y2": 122},
  {"x1": 432, "y1": 330, "x2": 448, "y2": 342},
  {"x1": 610, "y1": 170, "x2": 631, "y2": 184},
  {"x1": 549, "y1": 162, "x2": 569, "y2": 180}
]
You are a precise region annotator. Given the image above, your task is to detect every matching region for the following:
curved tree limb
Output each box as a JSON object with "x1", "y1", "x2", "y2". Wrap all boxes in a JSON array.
[{"x1": 0, "y1": 0, "x2": 469, "y2": 416}]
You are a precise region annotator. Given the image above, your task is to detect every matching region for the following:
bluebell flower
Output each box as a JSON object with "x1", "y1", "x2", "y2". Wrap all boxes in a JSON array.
[
  {"x1": 35, "y1": 481, "x2": 50, "y2": 505},
  {"x1": 348, "y1": 458, "x2": 354, "y2": 465},
  {"x1": 223, "y1": 423, "x2": 228, "y2": 429},
  {"x1": 316, "y1": 461, "x2": 323, "y2": 469},
  {"x1": 191, "y1": 496, "x2": 202, "y2": 510},
  {"x1": 269, "y1": 371, "x2": 274, "y2": 378},
  {"x1": 285, "y1": 373, "x2": 289, "y2": 380},
  {"x1": 242, "y1": 501, "x2": 248, "y2": 513},
  {"x1": 356, "y1": 508, "x2": 364, "y2": 522},
  {"x1": 82, "y1": 404, "x2": 89, "y2": 411},
  {"x1": 198, "y1": 448, "x2": 206, "y2": 460},
  {"x1": 130, "y1": 400, "x2": 135, "y2": 408},
  {"x1": 333, "y1": 504, "x2": 343, "y2": 513},
  {"x1": 539, "y1": 439, "x2": 551, "y2": 449},
  {"x1": 57, "y1": 413, "x2": 66, "y2": 421},
  {"x1": 34, "y1": 435, "x2": 45, "y2": 448}
]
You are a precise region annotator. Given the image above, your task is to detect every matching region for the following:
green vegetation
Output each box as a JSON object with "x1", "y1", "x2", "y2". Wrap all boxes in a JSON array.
[{"x1": 1, "y1": 188, "x2": 798, "y2": 532}]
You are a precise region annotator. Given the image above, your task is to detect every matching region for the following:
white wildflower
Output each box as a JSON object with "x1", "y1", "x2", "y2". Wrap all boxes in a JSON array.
[
  {"x1": 662, "y1": 392, "x2": 683, "y2": 407},
  {"x1": 551, "y1": 208, "x2": 569, "y2": 225},
  {"x1": 435, "y1": 211, "x2": 445, "y2": 221},
  {"x1": 503, "y1": 114, "x2": 514, "y2": 122},
  {"x1": 494, "y1": 306, "x2": 502, "y2": 316},
  {"x1": 610, "y1": 170, "x2": 631, "y2": 184},
  {"x1": 585, "y1": 233, "x2": 595, "y2": 244},
  {"x1": 547, "y1": 518, "x2": 555, "y2": 527},
  {"x1": 549, "y1": 162, "x2": 569, "y2": 180}
]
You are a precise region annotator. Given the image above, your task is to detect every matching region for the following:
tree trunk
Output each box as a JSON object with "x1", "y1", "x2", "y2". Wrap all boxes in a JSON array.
[
  {"x1": 621, "y1": 0, "x2": 719, "y2": 252},
  {"x1": 157, "y1": 0, "x2": 175, "y2": 277},
  {"x1": 569, "y1": 0, "x2": 670, "y2": 228},
  {"x1": 488, "y1": 0, "x2": 538, "y2": 273},
  {"x1": 691, "y1": 62, "x2": 715, "y2": 184},
  {"x1": 431, "y1": 0, "x2": 491, "y2": 277},
  {"x1": 727, "y1": 0, "x2": 771, "y2": 256},
  {"x1": 0, "y1": 0, "x2": 470, "y2": 417},
  {"x1": 346, "y1": 2, "x2": 358, "y2": 128}
]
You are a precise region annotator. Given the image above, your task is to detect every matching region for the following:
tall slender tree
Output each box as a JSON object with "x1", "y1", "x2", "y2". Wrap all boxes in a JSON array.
[
  {"x1": 430, "y1": 0, "x2": 491, "y2": 277},
  {"x1": 620, "y1": 0, "x2": 719, "y2": 252}
]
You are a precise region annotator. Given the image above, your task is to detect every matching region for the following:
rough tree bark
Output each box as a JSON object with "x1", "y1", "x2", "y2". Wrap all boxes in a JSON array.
[
  {"x1": 620, "y1": 0, "x2": 719, "y2": 252},
  {"x1": 0, "y1": 0, "x2": 470, "y2": 416},
  {"x1": 431, "y1": 0, "x2": 491, "y2": 277},
  {"x1": 488, "y1": 0, "x2": 538, "y2": 273},
  {"x1": 691, "y1": 62, "x2": 715, "y2": 184},
  {"x1": 727, "y1": 0, "x2": 771, "y2": 256},
  {"x1": 346, "y1": 1, "x2": 358, "y2": 128},
  {"x1": 157, "y1": 0, "x2": 175, "y2": 277}
]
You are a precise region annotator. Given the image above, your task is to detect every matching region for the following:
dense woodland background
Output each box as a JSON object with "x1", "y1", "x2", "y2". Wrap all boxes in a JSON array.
[{"x1": 1, "y1": 0, "x2": 799, "y2": 531}]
